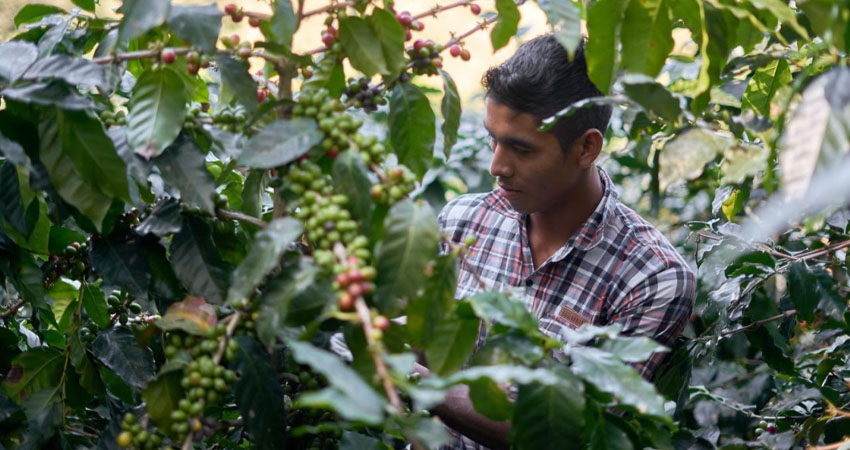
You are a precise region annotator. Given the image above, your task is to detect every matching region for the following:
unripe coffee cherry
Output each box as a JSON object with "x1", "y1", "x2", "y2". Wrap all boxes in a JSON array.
[
  {"x1": 373, "y1": 315, "x2": 390, "y2": 331},
  {"x1": 160, "y1": 48, "x2": 176, "y2": 64},
  {"x1": 339, "y1": 292, "x2": 354, "y2": 310},
  {"x1": 117, "y1": 431, "x2": 133, "y2": 448}
]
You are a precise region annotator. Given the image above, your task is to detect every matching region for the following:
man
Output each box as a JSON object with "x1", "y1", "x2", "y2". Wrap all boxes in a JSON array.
[{"x1": 415, "y1": 35, "x2": 696, "y2": 449}]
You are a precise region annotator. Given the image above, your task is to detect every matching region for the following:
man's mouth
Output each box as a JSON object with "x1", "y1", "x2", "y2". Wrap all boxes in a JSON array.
[{"x1": 498, "y1": 183, "x2": 520, "y2": 193}]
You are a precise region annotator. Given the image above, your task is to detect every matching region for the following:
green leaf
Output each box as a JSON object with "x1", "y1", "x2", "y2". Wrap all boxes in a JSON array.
[
  {"x1": 741, "y1": 58, "x2": 792, "y2": 117},
  {"x1": 170, "y1": 215, "x2": 230, "y2": 304},
  {"x1": 538, "y1": 0, "x2": 582, "y2": 58},
  {"x1": 512, "y1": 369, "x2": 585, "y2": 450},
  {"x1": 157, "y1": 295, "x2": 218, "y2": 335},
  {"x1": 340, "y1": 431, "x2": 384, "y2": 450},
  {"x1": 302, "y1": 53, "x2": 345, "y2": 98},
  {"x1": 660, "y1": 128, "x2": 732, "y2": 191},
  {"x1": 127, "y1": 68, "x2": 188, "y2": 160},
  {"x1": 788, "y1": 262, "x2": 820, "y2": 322},
  {"x1": 69, "y1": 327, "x2": 104, "y2": 395},
  {"x1": 748, "y1": 0, "x2": 809, "y2": 41},
  {"x1": 38, "y1": 110, "x2": 112, "y2": 230},
  {"x1": 92, "y1": 327, "x2": 156, "y2": 389},
  {"x1": 0, "y1": 162, "x2": 29, "y2": 235},
  {"x1": 587, "y1": 417, "x2": 634, "y2": 450},
  {"x1": 216, "y1": 55, "x2": 258, "y2": 113},
  {"x1": 0, "y1": 129, "x2": 28, "y2": 167},
  {"x1": 389, "y1": 83, "x2": 436, "y2": 178},
  {"x1": 468, "y1": 291, "x2": 540, "y2": 336},
  {"x1": 2, "y1": 82, "x2": 95, "y2": 110},
  {"x1": 19, "y1": 387, "x2": 62, "y2": 450},
  {"x1": 118, "y1": 0, "x2": 171, "y2": 42},
  {"x1": 569, "y1": 346, "x2": 668, "y2": 419},
  {"x1": 425, "y1": 314, "x2": 479, "y2": 376},
  {"x1": 745, "y1": 326, "x2": 796, "y2": 375},
  {"x1": 367, "y1": 9, "x2": 407, "y2": 75},
  {"x1": 13, "y1": 4, "x2": 65, "y2": 27},
  {"x1": 71, "y1": 0, "x2": 95, "y2": 12},
  {"x1": 338, "y1": 16, "x2": 388, "y2": 77},
  {"x1": 439, "y1": 70, "x2": 461, "y2": 159},
  {"x1": 0, "y1": 42, "x2": 38, "y2": 83},
  {"x1": 332, "y1": 151, "x2": 374, "y2": 229},
  {"x1": 81, "y1": 284, "x2": 110, "y2": 329},
  {"x1": 468, "y1": 377, "x2": 513, "y2": 421},
  {"x1": 228, "y1": 218, "x2": 302, "y2": 303},
  {"x1": 620, "y1": 0, "x2": 674, "y2": 77},
  {"x1": 240, "y1": 170, "x2": 263, "y2": 218},
  {"x1": 142, "y1": 371, "x2": 184, "y2": 429},
  {"x1": 257, "y1": 262, "x2": 333, "y2": 345},
  {"x1": 374, "y1": 200, "x2": 441, "y2": 314},
  {"x1": 135, "y1": 198, "x2": 183, "y2": 237},
  {"x1": 599, "y1": 336, "x2": 667, "y2": 363},
  {"x1": 721, "y1": 143, "x2": 769, "y2": 184},
  {"x1": 407, "y1": 254, "x2": 456, "y2": 347},
  {"x1": 21, "y1": 55, "x2": 108, "y2": 91},
  {"x1": 239, "y1": 118, "x2": 323, "y2": 169},
  {"x1": 621, "y1": 75, "x2": 682, "y2": 122},
  {"x1": 57, "y1": 109, "x2": 130, "y2": 201},
  {"x1": 492, "y1": 0, "x2": 520, "y2": 51},
  {"x1": 166, "y1": 4, "x2": 221, "y2": 54},
  {"x1": 269, "y1": 0, "x2": 297, "y2": 48},
  {"x1": 2, "y1": 348, "x2": 63, "y2": 403},
  {"x1": 91, "y1": 232, "x2": 151, "y2": 300},
  {"x1": 721, "y1": 186, "x2": 749, "y2": 221},
  {"x1": 797, "y1": 0, "x2": 845, "y2": 51},
  {"x1": 155, "y1": 136, "x2": 217, "y2": 215},
  {"x1": 288, "y1": 340, "x2": 386, "y2": 424},
  {"x1": 586, "y1": 0, "x2": 627, "y2": 94},
  {"x1": 232, "y1": 336, "x2": 288, "y2": 450}
]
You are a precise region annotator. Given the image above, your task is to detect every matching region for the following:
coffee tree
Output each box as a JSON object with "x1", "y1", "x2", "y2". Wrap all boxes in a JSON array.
[{"x1": 0, "y1": 0, "x2": 848, "y2": 449}]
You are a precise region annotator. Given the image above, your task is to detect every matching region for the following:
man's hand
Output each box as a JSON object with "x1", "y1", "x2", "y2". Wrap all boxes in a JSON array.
[{"x1": 412, "y1": 363, "x2": 511, "y2": 450}]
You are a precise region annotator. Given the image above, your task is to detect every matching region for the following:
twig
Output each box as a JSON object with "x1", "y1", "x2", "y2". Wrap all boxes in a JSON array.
[
  {"x1": 721, "y1": 309, "x2": 797, "y2": 337},
  {"x1": 353, "y1": 296, "x2": 403, "y2": 413},
  {"x1": 215, "y1": 207, "x2": 267, "y2": 229},
  {"x1": 795, "y1": 238, "x2": 850, "y2": 262},
  {"x1": 412, "y1": 1, "x2": 476, "y2": 20},
  {"x1": 1, "y1": 299, "x2": 25, "y2": 319},
  {"x1": 92, "y1": 47, "x2": 191, "y2": 64},
  {"x1": 441, "y1": 15, "x2": 499, "y2": 49},
  {"x1": 829, "y1": 407, "x2": 850, "y2": 419},
  {"x1": 301, "y1": 2, "x2": 355, "y2": 20},
  {"x1": 213, "y1": 313, "x2": 242, "y2": 365}
]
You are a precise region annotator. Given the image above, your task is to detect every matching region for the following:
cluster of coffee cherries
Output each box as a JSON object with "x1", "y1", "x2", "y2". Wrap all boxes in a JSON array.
[
  {"x1": 408, "y1": 39, "x2": 443, "y2": 76},
  {"x1": 158, "y1": 48, "x2": 211, "y2": 75},
  {"x1": 394, "y1": 10, "x2": 424, "y2": 41},
  {"x1": 117, "y1": 413, "x2": 169, "y2": 449},
  {"x1": 223, "y1": 3, "x2": 263, "y2": 27},
  {"x1": 344, "y1": 77, "x2": 387, "y2": 112},
  {"x1": 220, "y1": 34, "x2": 253, "y2": 59},
  {"x1": 320, "y1": 24, "x2": 338, "y2": 48},
  {"x1": 107, "y1": 289, "x2": 143, "y2": 326},
  {"x1": 210, "y1": 104, "x2": 249, "y2": 133},
  {"x1": 44, "y1": 241, "x2": 88, "y2": 288},
  {"x1": 332, "y1": 256, "x2": 377, "y2": 311},
  {"x1": 370, "y1": 166, "x2": 417, "y2": 205},
  {"x1": 181, "y1": 102, "x2": 211, "y2": 133},
  {"x1": 100, "y1": 110, "x2": 127, "y2": 127},
  {"x1": 293, "y1": 88, "x2": 385, "y2": 163},
  {"x1": 280, "y1": 353, "x2": 341, "y2": 450},
  {"x1": 164, "y1": 327, "x2": 238, "y2": 440},
  {"x1": 754, "y1": 420, "x2": 777, "y2": 437},
  {"x1": 448, "y1": 42, "x2": 472, "y2": 61}
]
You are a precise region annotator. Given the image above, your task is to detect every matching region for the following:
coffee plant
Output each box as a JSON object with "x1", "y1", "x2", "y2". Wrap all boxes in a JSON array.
[{"x1": 0, "y1": 0, "x2": 849, "y2": 449}]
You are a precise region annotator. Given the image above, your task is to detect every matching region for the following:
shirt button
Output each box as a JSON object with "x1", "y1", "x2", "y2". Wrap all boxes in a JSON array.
[{"x1": 525, "y1": 279, "x2": 533, "y2": 287}]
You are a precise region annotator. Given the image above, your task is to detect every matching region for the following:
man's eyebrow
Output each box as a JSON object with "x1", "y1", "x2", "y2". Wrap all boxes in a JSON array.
[{"x1": 482, "y1": 124, "x2": 535, "y2": 149}]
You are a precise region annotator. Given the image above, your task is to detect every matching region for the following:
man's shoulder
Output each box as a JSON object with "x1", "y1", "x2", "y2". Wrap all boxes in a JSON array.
[
  {"x1": 607, "y1": 201, "x2": 693, "y2": 275},
  {"x1": 438, "y1": 191, "x2": 507, "y2": 229}
]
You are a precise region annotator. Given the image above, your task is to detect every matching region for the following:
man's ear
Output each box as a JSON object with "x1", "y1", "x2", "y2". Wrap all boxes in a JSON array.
[{"x1": 575, "y1": 128, "x2": 604, "y2": 168}]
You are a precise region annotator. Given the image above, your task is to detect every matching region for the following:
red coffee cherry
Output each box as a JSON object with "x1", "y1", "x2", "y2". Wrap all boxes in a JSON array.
[{"x1": 470, "y1": 3, "x2": 481, "y2": 15}]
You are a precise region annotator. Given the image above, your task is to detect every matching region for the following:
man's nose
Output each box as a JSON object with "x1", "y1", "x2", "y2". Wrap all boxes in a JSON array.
[{"x1": 489, "y1": 144, "x2": 513, "y2": 179}]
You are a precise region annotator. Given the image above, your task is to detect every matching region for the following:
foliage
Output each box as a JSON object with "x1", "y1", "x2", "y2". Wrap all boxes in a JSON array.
[{"x1": 0, "y1": 0, "x2": 848, "y2": 449}]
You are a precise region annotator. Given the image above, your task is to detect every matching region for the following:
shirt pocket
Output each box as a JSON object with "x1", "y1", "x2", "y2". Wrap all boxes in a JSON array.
[{"x1": 538, "y1": 306, "x2": 592, "y2": 362}]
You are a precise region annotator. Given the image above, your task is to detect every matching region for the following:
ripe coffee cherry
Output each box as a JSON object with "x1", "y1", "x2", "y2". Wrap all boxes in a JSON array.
[
  {"x1": 396, "y1": 12, "x2": 413, "y2": 27},
  {"x1": 232, "y1": 10, "x2": 244, "y2": 22},
  {"x1": 302, "y1": 67, "x2": 313, "y2": 79},
  {"x1": 450, "y1": 44, "x2": 461, "y2": 57},
  {"x1": 339, "y1": 292, "x2": 354, "y2": 310},
  {"x1": 117, "y1": 431, "x2": 133, "y2": 448},
  {"x1": 326, "y1": 25, "x2": 338, "y2": 37},
  {"x1": 470, "y1": 3, "x2": 482, "y2": 15},
  {"x1": 321, "y1": 32, "x2": 335, "y2": 47},
  {"x1": 248, "y1": 16, "x2": 261, "y2": 27},
  {"x1": 413, "y1": 39, "x2": 427, "y2": 51},
  {"x1": 765, "y1": 424, "x2": 776, "y2": 433},
  {"x1": 224, "y1": 3, "x2": 237, "y2": 15},
  {"x1": 237, "y1": 45, "x2": 253, "y2": 59},
  {"x1": 373, "y1": 315, "x2": 390, "y2": 331},
  {"x1": 160, "y1": 48, "x2": 176, "y2": 64},
  {"x1": 412, "y1": 21, "x2": 424, "y2": 31},
  {"x1": 460, "y1": 49, "x2": 471, "y2": 61},
  {"x1": 230, "y1": 34, "x2": 241, "y2": 45}
]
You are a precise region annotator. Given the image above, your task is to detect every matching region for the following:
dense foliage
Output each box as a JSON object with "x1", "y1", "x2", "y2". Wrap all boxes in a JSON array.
[{"x1": 0, "y1": 0, "x2": 848, "y2": 449}]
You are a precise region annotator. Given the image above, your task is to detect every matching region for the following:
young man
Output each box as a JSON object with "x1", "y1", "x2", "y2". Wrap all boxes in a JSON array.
[{"x1": 418, "y1": 35, "x2": 696, "y2": 449}]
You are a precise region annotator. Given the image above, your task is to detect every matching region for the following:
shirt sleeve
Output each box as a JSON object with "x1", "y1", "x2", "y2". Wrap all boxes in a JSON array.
[{"x1": 608, "y1": 263, "x2": 695, "y2": 380}]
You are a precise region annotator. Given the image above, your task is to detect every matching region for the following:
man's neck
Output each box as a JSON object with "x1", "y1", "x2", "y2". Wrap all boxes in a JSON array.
[{"x1": 526, "y1": 168, "x2": 604, "y2": 268}]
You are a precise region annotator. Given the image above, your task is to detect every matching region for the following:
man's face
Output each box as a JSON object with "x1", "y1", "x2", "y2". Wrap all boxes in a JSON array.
[{"x1": 484, "y1": 98, "x2": 583, "y2": 215}]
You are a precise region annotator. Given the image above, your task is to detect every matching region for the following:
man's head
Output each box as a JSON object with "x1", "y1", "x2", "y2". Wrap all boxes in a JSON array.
[
  {"x1": 482, "y1": 35, "x2": 611, "y2": 153},
  {"x1": 481, "y1": 35, "x2": 611, "y2": 215}
]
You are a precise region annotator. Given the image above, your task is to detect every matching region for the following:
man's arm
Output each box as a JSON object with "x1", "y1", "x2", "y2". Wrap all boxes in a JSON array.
[{"x1": 412, "y1": 363, "x2": 511, "y2": 450}]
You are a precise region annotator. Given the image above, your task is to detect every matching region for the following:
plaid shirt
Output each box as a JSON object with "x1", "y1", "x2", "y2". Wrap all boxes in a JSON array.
[{"x1": 436, "y1": 168, "x2": 695, "y2": 449}]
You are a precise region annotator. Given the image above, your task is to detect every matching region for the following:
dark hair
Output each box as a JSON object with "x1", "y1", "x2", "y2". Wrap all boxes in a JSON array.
[{"x1": 482, "y1": 34, "x2": 612, "y2": 152}]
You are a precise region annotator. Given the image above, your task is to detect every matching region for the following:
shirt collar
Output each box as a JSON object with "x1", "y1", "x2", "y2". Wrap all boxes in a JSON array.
[{"x1": 484, "y1": 167, "x2": 618, "y2": 253}]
